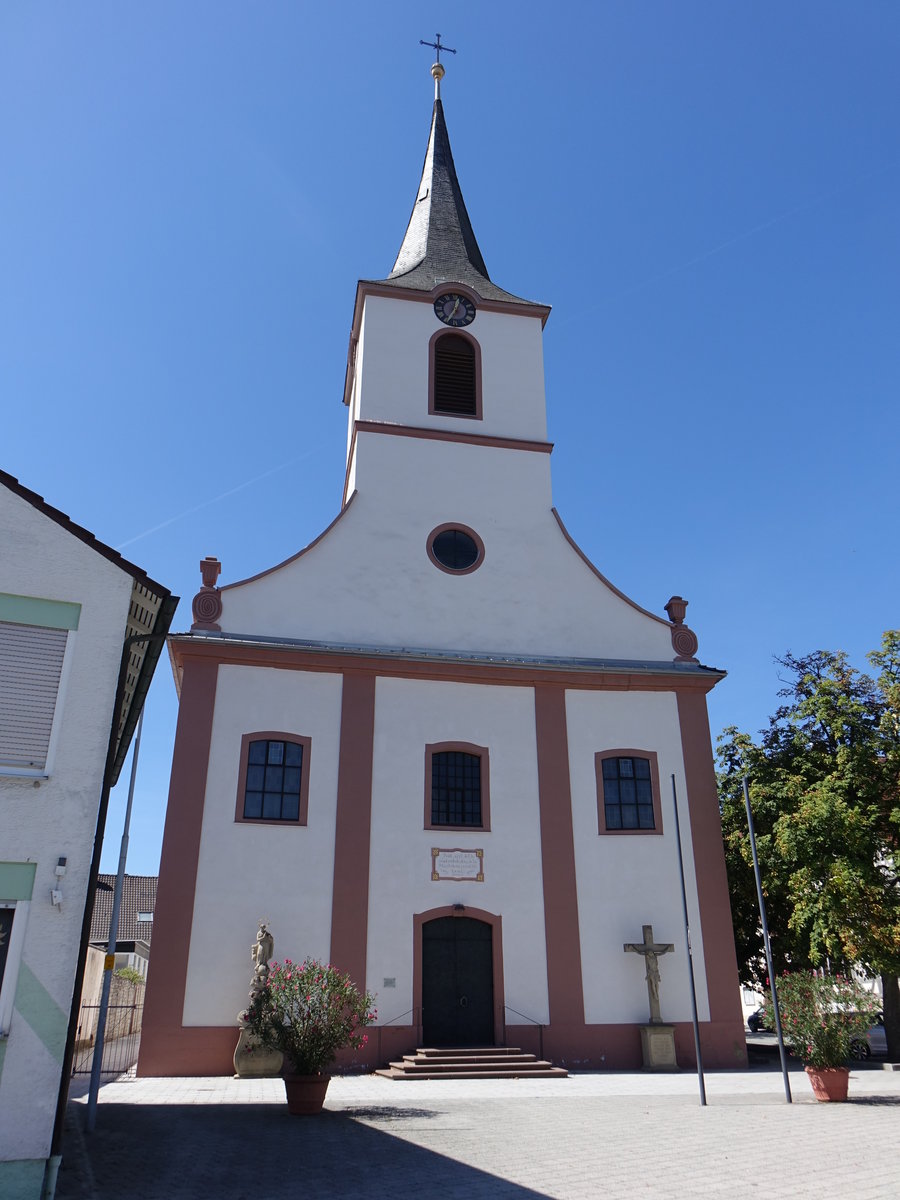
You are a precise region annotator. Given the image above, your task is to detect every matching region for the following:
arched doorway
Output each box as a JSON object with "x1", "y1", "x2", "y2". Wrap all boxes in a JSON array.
[{"x1": 421, "y1": 916, "x2": 495, "y2": 1047}]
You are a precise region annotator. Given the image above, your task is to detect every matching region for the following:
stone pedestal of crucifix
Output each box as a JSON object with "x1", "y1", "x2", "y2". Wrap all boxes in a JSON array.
[
  {"x1": 233, "y1": 921, "x2": 283, "y2": 1078},
  {"x1": 624, "y1": 924, "x2": 678, "y2": 1071}
]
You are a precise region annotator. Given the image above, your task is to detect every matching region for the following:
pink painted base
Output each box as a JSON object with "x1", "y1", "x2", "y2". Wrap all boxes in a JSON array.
[{"x1": 137, "y1": 1018, "x2": 748, "y2": 1077}]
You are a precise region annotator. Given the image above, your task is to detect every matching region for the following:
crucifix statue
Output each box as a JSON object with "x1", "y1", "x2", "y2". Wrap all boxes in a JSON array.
[{"x1": 624, "y1": 924, "x2": 674, "y2": 1025}]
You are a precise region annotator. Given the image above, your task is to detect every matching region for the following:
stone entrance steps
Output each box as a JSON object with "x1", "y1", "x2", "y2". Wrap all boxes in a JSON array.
[{"x1": 376, "y1": 1046, "x2": 568, "y2": 1080}]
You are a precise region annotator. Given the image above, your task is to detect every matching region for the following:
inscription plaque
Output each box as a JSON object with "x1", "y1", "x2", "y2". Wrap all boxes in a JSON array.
[{"x1": 431, "y1": 847, "x2": 484, "y2": 882}]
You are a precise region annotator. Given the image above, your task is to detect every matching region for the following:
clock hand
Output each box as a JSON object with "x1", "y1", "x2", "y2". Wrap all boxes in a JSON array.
[{"x1": 451, "y1": 298, "x2": 460, "y2": 316}]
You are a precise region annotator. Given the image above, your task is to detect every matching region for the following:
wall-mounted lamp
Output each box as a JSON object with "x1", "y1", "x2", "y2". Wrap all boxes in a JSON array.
[{"x1": 51, "y1": 856, "x2": 68, "y2": 907}]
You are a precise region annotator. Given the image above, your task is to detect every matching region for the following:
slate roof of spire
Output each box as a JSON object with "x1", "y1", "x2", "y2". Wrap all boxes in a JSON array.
[{"x1": 369, "y1": 99, "x2": 545, "y2": 309}]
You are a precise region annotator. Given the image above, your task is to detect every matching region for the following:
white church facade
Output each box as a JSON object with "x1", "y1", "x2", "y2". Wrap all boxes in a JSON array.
[{"x1": 140, "y1": 63, "x2": 745, "y2": 1075}]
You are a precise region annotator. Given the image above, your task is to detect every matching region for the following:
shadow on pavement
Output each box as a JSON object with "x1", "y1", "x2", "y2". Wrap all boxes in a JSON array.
[
  {"x1": 57, "y1": 1102, "x2": 552, "y2": 1200},
  {"x1": 333, "y1": 1105, "x2": 440, "y2": 1121}
]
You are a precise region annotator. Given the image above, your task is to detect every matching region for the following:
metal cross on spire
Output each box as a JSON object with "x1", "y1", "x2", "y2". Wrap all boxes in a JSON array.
[
  {"x1": 420, "y1": 33, "x2": 456, "y2": 63},
  {"x1": 420, "y1": 33, "x2": 456, "y2": 100}
]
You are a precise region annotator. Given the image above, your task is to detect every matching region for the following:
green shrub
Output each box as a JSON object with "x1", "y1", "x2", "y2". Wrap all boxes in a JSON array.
[{"x1": 765, "y1": 972, "x2": 880, "y2": 1068}]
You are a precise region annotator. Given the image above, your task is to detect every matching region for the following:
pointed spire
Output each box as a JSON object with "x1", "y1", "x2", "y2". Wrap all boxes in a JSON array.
[
  {"x1": 388, "y1": 97, "x2": 490, "y2": 286},
  {"x1": 369, "y1": 56, "x2": 544, "y2": 309}
]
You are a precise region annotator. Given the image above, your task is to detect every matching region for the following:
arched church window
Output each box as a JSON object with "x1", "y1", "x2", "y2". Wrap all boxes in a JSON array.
[
  {"x1": 425, "y1": 742, "x2": 491, "y2": 830},
  {"x1": 235, "y1": 732, "x2": 311, "y2": 825},
  {"x1": 429, "y1": 329, "x2": 482, "y2": 419},
  {"x1": 595, "y1": 750, "x2": 663, "y2": 835}
]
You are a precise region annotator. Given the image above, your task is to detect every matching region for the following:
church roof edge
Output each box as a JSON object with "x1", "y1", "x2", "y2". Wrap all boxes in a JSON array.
[{"x1": 170, "y1": 629, "x2": 726, "y2": 682}]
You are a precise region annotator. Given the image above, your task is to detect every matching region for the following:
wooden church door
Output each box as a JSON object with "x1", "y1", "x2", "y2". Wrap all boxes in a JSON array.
[{"x1": 422, "y1": 917, "x2": 494, "y2": 1046}]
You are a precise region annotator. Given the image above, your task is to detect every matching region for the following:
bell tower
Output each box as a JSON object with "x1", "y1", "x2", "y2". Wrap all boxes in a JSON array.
[{"x1": 341, "y1": 52, "x2": 552, "y2": 507}]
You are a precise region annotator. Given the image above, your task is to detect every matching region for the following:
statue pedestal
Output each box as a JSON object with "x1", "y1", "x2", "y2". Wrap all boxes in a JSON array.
[
  {"x1": 233, "y1": 1025, "x2": 283, "y2": 1078},
  {"x1": 639, "y1": 1023, "x2": 678, "y2": 1071}
]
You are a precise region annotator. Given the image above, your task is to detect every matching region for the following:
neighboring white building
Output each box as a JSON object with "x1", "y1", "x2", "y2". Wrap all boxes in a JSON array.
[
  {"x1": 0, "y1": 470, "x2": 174, "y2": 1200},
  {"x1": 140, "y1": 65, "x2": 745, "y2": 1077}
]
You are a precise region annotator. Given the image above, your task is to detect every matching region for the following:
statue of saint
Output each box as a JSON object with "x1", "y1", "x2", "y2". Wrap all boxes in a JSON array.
[
  {"x1": 234, "y1": 921, "x2": 283, "y2": 1078},
  {"x1": 253, "y1": 922, "x2": 274, "y2": 973},
  {"x1": 248, "y1": 921, "x2": 274, "y2": 1001}
]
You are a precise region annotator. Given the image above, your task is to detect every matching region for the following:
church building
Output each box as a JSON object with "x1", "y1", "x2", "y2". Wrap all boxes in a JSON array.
[{"x1": 139, "y1": 58, "x2": 745, "y2": 1075}]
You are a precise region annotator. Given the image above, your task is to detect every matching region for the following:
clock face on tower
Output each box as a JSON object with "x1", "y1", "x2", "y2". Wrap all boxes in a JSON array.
[{"x1": 434, "y1": 292, "x2": 476, "y2": 327}]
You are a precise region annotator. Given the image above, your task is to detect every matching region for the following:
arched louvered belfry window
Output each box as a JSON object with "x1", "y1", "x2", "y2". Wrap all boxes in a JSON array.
[{"x1": 429, "y1": 329, "x2": 482, "y2": 419}]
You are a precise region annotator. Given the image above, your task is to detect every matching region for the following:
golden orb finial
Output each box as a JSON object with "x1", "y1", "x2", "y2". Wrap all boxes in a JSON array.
[{"x1": 420, "y1": 34, "x2": 455, "y2": 101}]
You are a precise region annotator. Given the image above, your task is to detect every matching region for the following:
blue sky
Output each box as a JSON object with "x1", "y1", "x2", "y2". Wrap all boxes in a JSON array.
[{"x1": 3, "y1": 3, "x2": 898, "y2": 875}]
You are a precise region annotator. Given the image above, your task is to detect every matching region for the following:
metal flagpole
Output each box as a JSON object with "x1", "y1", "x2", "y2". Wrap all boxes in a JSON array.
[
  {"x1": 86, "y1": 709, "x2": 144, "y2": 1132},
  {"x1": 742, "y1": 775, "x2": 792, "y2": 1103},
  {"x1": 670, "y1": 774, "x2": 706, "y2": 1106}
]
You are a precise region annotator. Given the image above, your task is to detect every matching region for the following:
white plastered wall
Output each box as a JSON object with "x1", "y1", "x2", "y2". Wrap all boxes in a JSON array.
[
  {"x1": 219, "y1": 432, "x2": 673, "y2": 662},
  {"x1": 366, "y1": 677, "x2": 550, "y2": 1026},
  {"x1": 182, "y1": 665, "x2": 343, "y2": 1026},
  {"x1": 0, "y1": 489, "x2": 133, "y2": 1168},
  {"x1": 353, "y1": 295, "x2": 548, "y2": 443},
  {"x1": 345, "y1": 304, "x2": 367, "y2": 492},
  {"x1": 219, "y1": 283, "x2": 675, "y2": 663},
  {"x1": 565, "y1": 689, "x2": 710, "y2": 1025}
]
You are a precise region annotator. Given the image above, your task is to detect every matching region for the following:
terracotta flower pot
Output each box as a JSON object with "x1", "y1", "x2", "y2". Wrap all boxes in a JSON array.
[
  {"x1": 805, "y1": 1066, "x2": 850, "y2": 1102},
  {"x1": 282, "y1": 1073, "x2": 330, "y2": 1115}
]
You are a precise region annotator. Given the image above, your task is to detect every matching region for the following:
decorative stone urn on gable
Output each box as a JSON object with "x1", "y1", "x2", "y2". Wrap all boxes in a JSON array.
[
  {"x1": 664, "y1": 595, "x2": 699, "y2": 663},
  {"x1": 192, "y1": 556, "x2": 223, "y2": 631}
]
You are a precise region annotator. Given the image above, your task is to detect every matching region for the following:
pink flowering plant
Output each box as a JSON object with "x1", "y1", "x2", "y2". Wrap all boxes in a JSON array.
[
  {"x1": 763, "y1": 972, "x2": 881, "y2": 1070},
  {"x1": 243, "y1": 957, "x2": 376, "y2": 1075}
]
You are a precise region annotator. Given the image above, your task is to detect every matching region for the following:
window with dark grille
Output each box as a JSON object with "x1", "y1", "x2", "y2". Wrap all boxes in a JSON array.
[
  {"x1": 431, "y1": 528, "x2": 478, "y2": 571},
  {"x1": 431, "y1": 751, "x2": 482, "y2": 826},
  {"x1": 433, "y1": 333, "x2": 477, "y2": 415},
  {"x1": 601, "y1": 756, "x2": 655, "y2": 830},
  {"x1": 243, "y1": 739, "x2": 304, "y2": 821}
]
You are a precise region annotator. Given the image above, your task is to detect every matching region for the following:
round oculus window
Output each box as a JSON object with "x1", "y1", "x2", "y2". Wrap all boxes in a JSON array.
[{"x1": 427, "y1": 525, "x2": 484, "y2": 574}]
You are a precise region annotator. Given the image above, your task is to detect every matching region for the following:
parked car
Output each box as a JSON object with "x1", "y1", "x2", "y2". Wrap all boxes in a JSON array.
[
  {"x1": 747, "y1": 1007, "x2": 770, "y2": 1033},
  {"x1": 850, "y1": 1014, "x2": 887, "y2": 1060}
]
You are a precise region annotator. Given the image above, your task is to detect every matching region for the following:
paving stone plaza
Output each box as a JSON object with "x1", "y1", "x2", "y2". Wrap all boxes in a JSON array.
[{"x1": 59, "y1": 1062, "x2": 900, "y2": 1199}]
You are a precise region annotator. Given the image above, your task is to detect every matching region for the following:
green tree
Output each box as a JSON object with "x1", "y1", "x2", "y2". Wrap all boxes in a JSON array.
[
  {"x1": 114, "y1": 966, "x2": 145, "y2": 986},
  {"x1": 717, "y1": 631, "x2": 900, "y2": 1059}
]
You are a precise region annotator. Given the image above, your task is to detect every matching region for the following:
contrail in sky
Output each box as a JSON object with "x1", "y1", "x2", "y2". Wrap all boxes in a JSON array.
[
  {"x1": 116, "y1": 452, "x2": 315, "y2": 550},
  {"x1": 557, "y1": 164, "x2": 889, "y2": 322}
]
